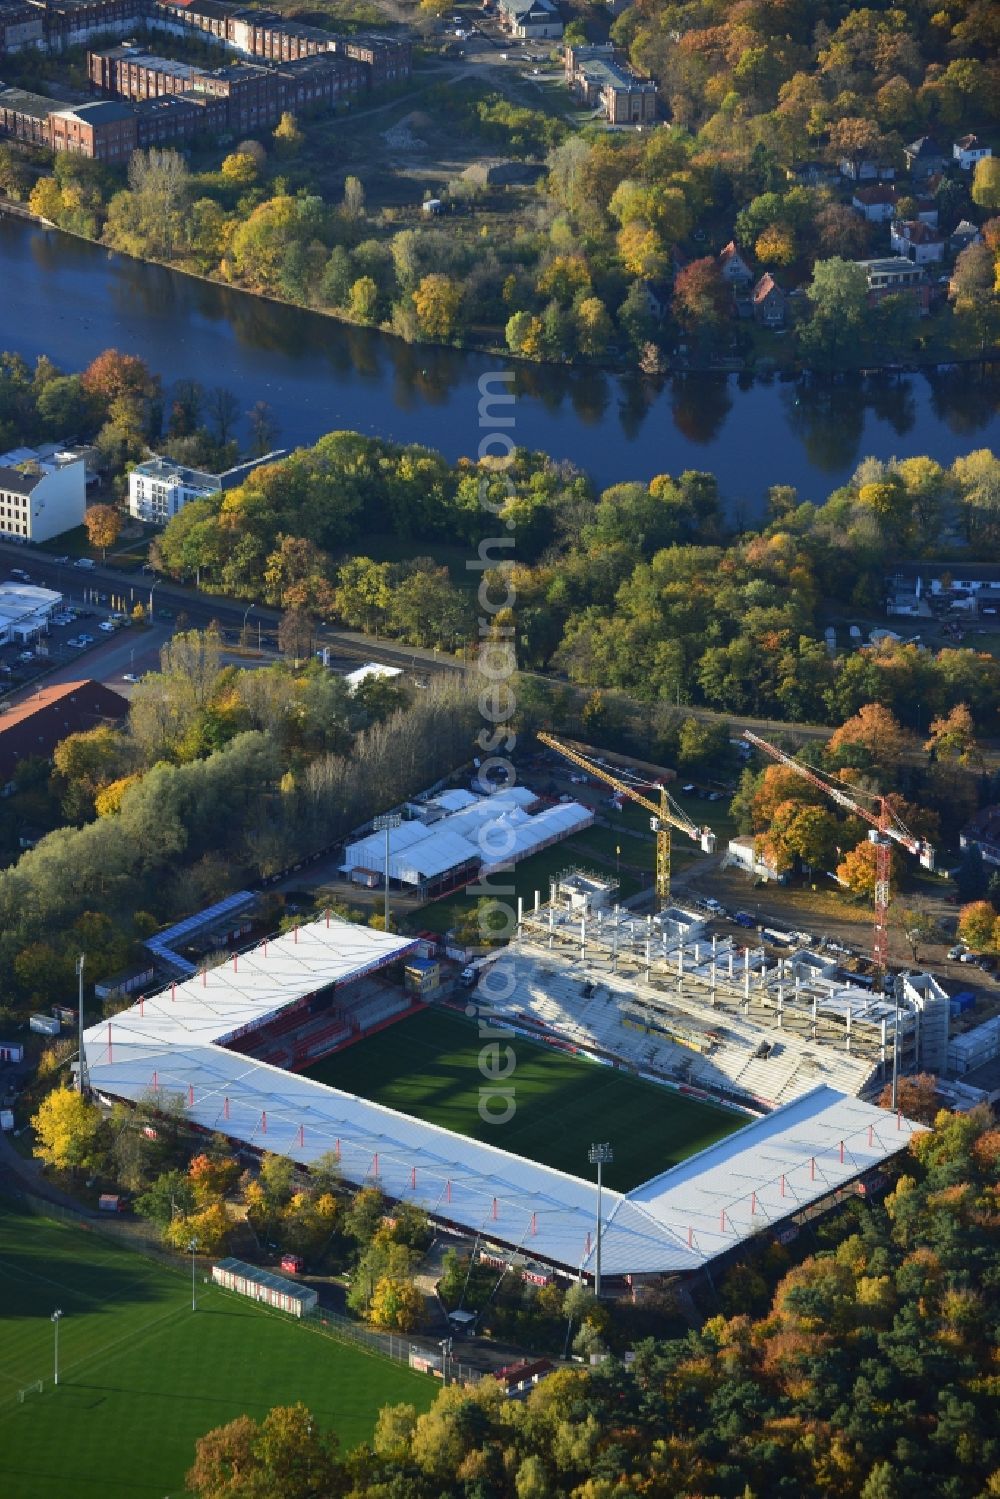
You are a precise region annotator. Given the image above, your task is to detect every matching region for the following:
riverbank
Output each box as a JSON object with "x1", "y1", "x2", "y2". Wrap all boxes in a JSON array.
[{"x1": 5, "y1": 198, "x2": 994, "y2": 382}]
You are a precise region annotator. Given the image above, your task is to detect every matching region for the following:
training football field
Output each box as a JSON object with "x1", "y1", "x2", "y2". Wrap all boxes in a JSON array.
[
  {"x1": 305, "y1": 1007, "x2": 741, "y2": 1191},
  {"x1": 0, "y1": 1201, "x2": 433, "y2": 1499}
]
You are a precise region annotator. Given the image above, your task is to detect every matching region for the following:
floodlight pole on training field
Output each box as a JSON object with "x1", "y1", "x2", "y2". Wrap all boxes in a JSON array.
[
  {"x1": 588, "y1": 1143, "x2": 613, "y2": 1299},
  {"x1": 51, "y1": 1309, "x2": 62, "y2": 1386},
  {"x1": 76, "y1": 953, "x2": 88, "y2": 1095},
  {"x1": 189, "y1": 1239, "x2": 198, "y2": 1311},
  {"x1": 373, "y1": 813, "x2": 401, "y2": 929}
]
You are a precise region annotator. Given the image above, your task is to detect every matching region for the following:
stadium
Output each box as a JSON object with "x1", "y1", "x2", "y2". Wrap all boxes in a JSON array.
[{"x1": 82, "y1": 876, "x2": 927, "y2": 1289}]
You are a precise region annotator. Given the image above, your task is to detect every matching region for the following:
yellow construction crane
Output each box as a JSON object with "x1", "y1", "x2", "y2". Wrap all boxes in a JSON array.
[{"x1": 537, "y1": 732, "x2": 716, "y2": 906}]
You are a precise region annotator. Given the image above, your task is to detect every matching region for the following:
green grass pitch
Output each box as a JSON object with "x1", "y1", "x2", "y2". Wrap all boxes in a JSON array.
[
  {"x1": 304, "y1": 1007, "x2": 742, "y2": 1192},
  {"x1": 0, "y1": 1203, "x2": 434, "y2": 1499}
]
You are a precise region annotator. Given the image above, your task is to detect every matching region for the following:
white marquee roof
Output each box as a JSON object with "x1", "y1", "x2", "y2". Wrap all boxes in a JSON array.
[{"x1": 84, "y1": 915, "x2": 924, "y2": 1277}]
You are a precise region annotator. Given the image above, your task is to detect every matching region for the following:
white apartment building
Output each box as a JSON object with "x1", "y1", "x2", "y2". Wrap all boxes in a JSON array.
[
  {"x1": 128, "y1": 449, "x2": 287, "y2": 525},
  {"x1": 0, "y1": 445, "x2": 86, "y2": 542}
]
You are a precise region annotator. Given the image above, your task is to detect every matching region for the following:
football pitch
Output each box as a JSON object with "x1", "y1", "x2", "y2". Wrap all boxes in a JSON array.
[
  {"x1": 0, "y1": 1201, "x2": 434, "y2": 1499},
  {"x1": 305, "y1": 1007, "x2": 742, "y2": 1191}
]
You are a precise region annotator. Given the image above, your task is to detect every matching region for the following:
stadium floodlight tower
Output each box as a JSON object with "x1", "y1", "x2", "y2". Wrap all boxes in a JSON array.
[
  {"x1": 588, "y1": 1142, "x2": 613, "y2": 1299},
  {"x1": 51, "y1": 1308, "x2": 63, "y2": 1386},
  {"x1": 189, "y1": 1238, "x2": 199, "y2": 1312},
  {"x1": 76, "y1": 952, "x2": 88, "y2": 1095},
  {"x1": 373, "y1": 812, "x2": 402, "y2": 930}
]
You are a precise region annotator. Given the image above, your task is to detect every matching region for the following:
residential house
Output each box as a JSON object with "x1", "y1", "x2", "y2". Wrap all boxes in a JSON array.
[
  {"x1": 717, "y1": 240, "x2": 754, "y2": 287},
  {"x1": 852, "y1": 184, "x2": 897, "y2": 223},
  {"x1": 889, "y1": 219, "x2": 945, "y2": 264},
  {"x1": 751, "y1": 272, "x2": 786, "y2": 327},
  {"x1": 0, "y1": 680, "x2": 128, "y2": 794},
  {"x1": 785, "y1": 161, "x2": 835, "y2": 188},
  {"x1": 497, "y1": 0, "x2": 562, "y2": 38},
  {"x1": 951, "y1": 219, "x2": 983, "y2": 253},
  {"x1": 856, "y1": 257, "x2": 931, "y2": 313},
  {"x1": 0, "y1": 443, "x2": 86, "y2": 540},
  {"x1": 960, "y1": 807, "x2": 1000, "y2": 867},
  {"x1": 839, "y1": 157, "x2": 895, "y2": 183},
  {"x1": 953, "y1": 134, "x2": 991, "y2": 171},
  {"x1": 639, "y1": 278, "x2": 671, "y2": 320},
  {"x1": 725, "y1": 835, "x2": 783, "y2": 883},
  {"x1": 128, "y1": 448, "x2": 287, "y2": 524},
  {"x1": 903, "y1": 135, "x2": 947, "y2": 179}
]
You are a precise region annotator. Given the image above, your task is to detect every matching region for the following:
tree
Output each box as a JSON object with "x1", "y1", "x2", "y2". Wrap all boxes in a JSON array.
[
  {"x1": 188, "y1": 1404, "x2": 343, "y2": 1499},
  {"x1": 898, "y1": 907, "x2": 938, "y2": 963},
  {"x1": 837, "y1": 838, "x2": 893, "y2": 899},
  {"x1": 412, "y1": 274, "x2": 463, "y2": 340},
  {"x1": 925, "y1": 703, "x2": 982, "y2": 766},
  {"x1": 348, "y1": 276, "x2": 379, "y2": 322},
  {"x1": 756, "y1": 223, "x2": 796, "y2": 266},
  {"x1": 343, "y1": 175, "x2": 366, "y2": 220},
  {"x1": 278, "y1": 606, "x2": 315, "y2": 660},
  {"x1": 220, "y1": 150, "x2": 259, "y2": 186},
  {"x1": 971, "y1": 156, "x2": 1000, "y2": 211},
  {"x1": 616, "y1": 222, "x2": 667, "y2": 280},
  {"x1": 31, "y1": 1086, "x2": 106, "y2": 1173},
  {"x1": 829, "y1": 116, "x2": 885, "y2": 178},
  {"x1": 135, "y1": 1168, "x2": 196, "y2": 1226},
  {"x1": 575, "y1": 297, "x2": 612, "y2": 359},
  {"x1": 800, "y1": 258, "x2": 869, "y2": 368},
  {"x1": 958, "y1": 899, "x2": 996, "y2": 953},
  {"x1": 828, "y1": 703, "x2": 912, "y2": 769},
  {"x1": 369, "y1": 1275, "x2": 423, "y2": 1331},
  {"x1": 83, "y1": 503, "x2": 122, "y2": 560},
  {"x1": 876, "y1": 1074, "x2": 940, "y2": 1124},
  {"x1": 273, "y1": 111, "x2": 303, "y2": 154},
  {"x1": 671, "y1": 256, "x2": 729, "y2": 332}
]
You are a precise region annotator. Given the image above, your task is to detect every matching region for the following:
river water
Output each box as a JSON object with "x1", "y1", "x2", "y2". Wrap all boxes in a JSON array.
[{"x1": 2, "y1": 216, "x2": 997, "y2": 514}]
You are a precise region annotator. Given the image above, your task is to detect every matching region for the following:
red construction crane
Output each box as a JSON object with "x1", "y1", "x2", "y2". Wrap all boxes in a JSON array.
[{"x1": 742, "y1": 730, "x2": 935, "y2": 972}]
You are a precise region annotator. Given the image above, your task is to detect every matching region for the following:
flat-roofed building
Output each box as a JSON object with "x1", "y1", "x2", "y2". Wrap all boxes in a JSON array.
[
  {"x1": 48, "y1": 98, "x2": 137, "y2": 160},
  {"x1": 0, "y1": 443, "x2": 86, "y2": 540},
  {"x1": 0, "y1": 83, "x2": 58, "y2": 143},
  {"x1": 0, "y1": 0, "x2": 45, "y2": 53},
  {"x1": 128, "y1": 448, "x2": 286, "y2": 524}
]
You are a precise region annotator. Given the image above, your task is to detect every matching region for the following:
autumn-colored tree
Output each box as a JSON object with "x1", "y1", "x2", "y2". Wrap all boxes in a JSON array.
[
  {"x1": 84, "y1": 503, "x2": 122, "y2": 560},
  {"x1": 616, "y1": 221, "x2": 668, "y2": 280},
  {"x1": 220, "y1": 150, "x2": 258, "y2": 186},
  {"x1": 828, "y1": 116, "x2": 885, "y2": 177},
  {"x1": 925, "y1": 702, "x2": 982, "y2": 766},
  {"x1": 971, "y1": 156, "x2": 1000, "y2": 211},
  {"x1": 368, "y1": 1275, "x2": 423, "y2": 1331},
  {"x1": 958, "y1": 900, "x2": 996, "y2": 954},
  {"x1": 188, "y1": 1151, "x2": 241, "y2": 1207},
  {"x1": 756, "y1": 224, "x2": 796, "y2": 266},
  {"x1": 80, "y1": 349, "x2": 158, "y2": 407},
  {"x1": 163, "y1": 1200, "x2": 230, "y2": 1255},
  {"x1": 348, "y1": 276, "x2": 379, "y2": 322},
  {"x1": 750, "y1": 764, "x2": 825, "y2": 825},
  {"x1": 273, "y1": 111, "x2": 303, "y2": 154},
  {"x1": 412, "y1": 274, "x2": 463, "y2": 340},
  {"x1": 672, "y1": 256, "x2": 729, "y2": 331},
  {"x1": 837, "y1": 837, "x2": 894, "y2": 899},
  {"x1": 877, "y1": 1073, "x2": 940, "y2": 1124},
  {"x1": 828, "y1": 703, "x2": 912, "y2": 768},
  {"x1": 31, "y1": 1086, "x2": 106, "y2": 1173},
  {"x1": 95, "y1": 773, "x2": 142, "y2": 817},
  {"x1": 188, "y1": 1403, "x2": 343, "y2": 1499}
]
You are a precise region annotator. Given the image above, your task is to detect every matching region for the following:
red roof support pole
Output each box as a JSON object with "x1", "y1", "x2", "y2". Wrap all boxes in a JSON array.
[
  {"x1": 294, "y1": 924, "x2": 299, "y2": 944},
  {"x1": 171, "y1": 981, "x2": 176, "y2": 1001},
  {"x1": 446, "y1": 1179, "x2": 452, "y2": 1202},
  {"x1": 107, "y1": 1022, "x2": 112, "y2": 1065},
  {"x1": 372, "y1": 1152, "x2": 379, "y2": 1177},
  {"x1": 263, "y1": 939, "x2": 268, "y2": 958},
  {"x1": 751, "y1": 1191, "x2": 757, "y2": 1215},
  {"x1": 720, "y1": 1208, "x2": 726, "y2": 1232},
  {"x1": 531, "y1": 1212, "x2": 537, "y2": 1236},
  {"x1": 411, "y1": 1165, "x2": 417, "y2": 1189},
  {"x1": 152, "y1": 1070, "x2": 158, "y2": 1090},
  {"x1": 811, "y1": 1156, "x2": 816, "y2": 1180},
  {"x1": 188, "y1": 1083, "x2": 194, "y2": 1106},
  {"x1": 139, "y1": 994, "x2": 144, "y2": 1016},
  {"x1": 897, "y1": 1110, "x2": 902, "y2": 1130},
  {"x1": 780, "y1": 1174, "x2": 786, "y2": 1197},
  {"x1": 840, "y1": 1139, "x2": 845, "y2": 1164},
  {"x1": 868, "y1": 1124, "x2": 874, "y2": 1146},
  {"x1": 326, "y1": 908, "x2": 330, "y2": 929},
  {"x1": 585, "y1": 1231, "x2": 592, "y2": 1256},
  {"x1": 336, "y1": 1138, "x2": 341, "y2": 1159},
  {"x1": 233, "y1": 952, "x2": 238, "y2": 973},
  {"x1": 261, "y1": 1110, "x2": 267, "y2": 1133},
  {"x1": 687, "y1": 1225, "x2": 693, "y2": 1248},
  {"x1": 492, "y1": 1197, "x2": 498, "y2": 1220},
  {"x1": 224, "y1": 1096, "x2": 230, "y2": 1120},
  {"x1": 298, "y1": 1125, "x2": 304, "y2": 1147},
  {"x1": 202, "y1": 968, "x2": 206, "y2": 987}
]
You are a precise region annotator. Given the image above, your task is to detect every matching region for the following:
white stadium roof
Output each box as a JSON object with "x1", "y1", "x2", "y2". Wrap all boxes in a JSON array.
[{"x1": 84, "y1": 915, "x2": 924, "y2": 1277}]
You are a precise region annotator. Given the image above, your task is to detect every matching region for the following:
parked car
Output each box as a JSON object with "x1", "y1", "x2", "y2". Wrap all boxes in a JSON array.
[
  {"x1": 948, "y1": 945, "x2": 966, "y2": 960},
  {"x1": 959, "y1": 951, "x2": 978, "y2": 963},
  {"x1": 704, "y1": 898, "x2": 723, "y2": 912},
  {"x1": 77, "y1": 633, "x2": 94, "y2": 645},
  {"x1": 74, "y1": 558, "x2": 95, "y2": 570},
  {"x1": 733, "y1": 911, "x2": 756, "y2": 929},
  {"x1": 99, "y1": 621, "x2": 117, "y2": 633},
  {"x1": 122, "y1": 672, "x2": 139, "y2": 684}
]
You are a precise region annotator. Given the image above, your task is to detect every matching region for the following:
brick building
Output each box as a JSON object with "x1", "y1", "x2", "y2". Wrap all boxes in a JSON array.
[
  {"x1": 0, "y1": 679, "x2": 128, "y2": 793},
  {"x1": 48, "y1": 99, "x2": 137, "y2": 160},
  {"x1": 0, "y1": 83, "x2": 56, "y2": 143},
  {"x1": 564, "y1": 44, "x2": 657, "y2": 124},
  {"x1": 0, "y1": 0, "x2": 44, "y2": 53}
]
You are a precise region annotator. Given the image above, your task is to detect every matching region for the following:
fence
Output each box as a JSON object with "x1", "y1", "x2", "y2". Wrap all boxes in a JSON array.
[{"x1": 0, "y1": 1179, "x2": 484, "y2": 1386}]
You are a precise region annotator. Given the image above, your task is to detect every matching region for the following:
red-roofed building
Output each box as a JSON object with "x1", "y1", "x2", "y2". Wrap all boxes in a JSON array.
[
  {"x1": 752, "y1": 272, "x2": 786, "y2": 327},
  {"x1": 0, "y1": 679, "x2": 128, "y2": 793},
  {"x1": 852, "y1": 184, "x2": 897, "y2": 222},
  {"x1": 717, "y1": 240, "x2": 754, "y2": 286},
  {"x1": 890, "y1": 218, "x2": 945, "y2": 264}
]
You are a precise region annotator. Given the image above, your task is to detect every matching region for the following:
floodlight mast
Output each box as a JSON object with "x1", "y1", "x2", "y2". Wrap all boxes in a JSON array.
[
  {"x1": 373, "y1": 813, "x2": 402, "y2": 929},
  {"x1": 588, "y1": 1142, "x2": 613, "y2": 1298},
  {"x1": 538, "y1": 733, "x2": 715, "y2": 908}
]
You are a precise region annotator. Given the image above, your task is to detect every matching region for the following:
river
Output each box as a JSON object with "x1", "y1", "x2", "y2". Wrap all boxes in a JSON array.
[{"x1": 1, "y1": 216, "x2": 997, "y2": 513}]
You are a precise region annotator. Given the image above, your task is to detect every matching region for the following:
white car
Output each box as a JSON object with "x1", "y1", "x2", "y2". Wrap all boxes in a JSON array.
[
  {"x1": 77, "y1": 633, "x2": 94, "y2": 645},
  {"x1": 948, "y1": 945, "x2": 966, "y2": 960},
  {"x1": 122, "y1": 672, "x2": 139, "y2": 684},
  {"x1": 99, "y1": 621, "x2": 117, "y2": 633},
  {"x1": 959, "y1": 951, "x2": 978, "y2": 963}
]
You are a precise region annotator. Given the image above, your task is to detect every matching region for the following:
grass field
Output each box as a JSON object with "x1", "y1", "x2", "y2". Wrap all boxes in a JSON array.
[
  {"x1": 0, "y1": 1203, "x2": 433, "y2": 1499},
  {"x1": 305, "y1": 1008, "x2": 741, "y2": 1192}
]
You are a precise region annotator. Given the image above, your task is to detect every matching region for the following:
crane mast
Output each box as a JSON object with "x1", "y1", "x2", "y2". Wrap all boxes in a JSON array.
[
  {"x1": 742, "y1": 730, "x2": 934, "y2": 973},
  {"x1": 537, "y1": 732, "x2": 716, "y2": 907}
]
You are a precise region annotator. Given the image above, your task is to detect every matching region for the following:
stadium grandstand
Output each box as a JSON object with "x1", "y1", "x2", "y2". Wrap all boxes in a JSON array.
[
  {"x1": 83, "y1": 911, "x2": 926, "y2": 1285},
  {"x1": 495, "y1": 876, "x2": 951, "y2": 1111}
]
